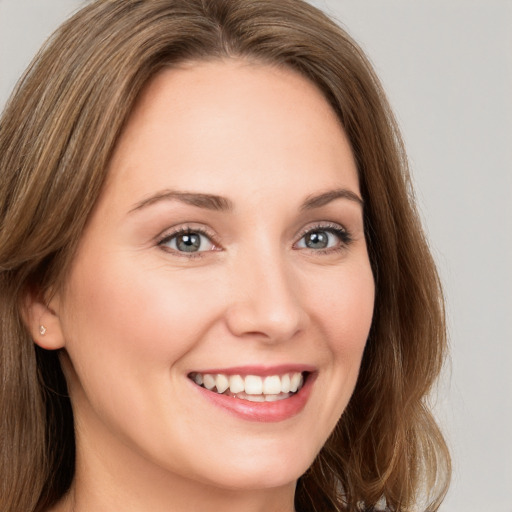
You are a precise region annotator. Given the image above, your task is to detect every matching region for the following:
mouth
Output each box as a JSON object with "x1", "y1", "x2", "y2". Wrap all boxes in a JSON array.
[{"x1": 188, "y1": 371, "x2": 307, "y2": 403}]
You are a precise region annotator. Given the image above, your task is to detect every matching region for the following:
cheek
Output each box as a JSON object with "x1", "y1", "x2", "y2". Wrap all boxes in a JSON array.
[
  {"x1": 58, "y1": 252, "x2": 230, "y2": 456},
  {"x1": 59, "y1": 252, "x2": 225, "y2": 388},
  {"x1": 310, "y1": 260, "x2": 375, "y2": 354},
  {"x1": 308, "y1": 259, "x2": 374, "y2": 416}
]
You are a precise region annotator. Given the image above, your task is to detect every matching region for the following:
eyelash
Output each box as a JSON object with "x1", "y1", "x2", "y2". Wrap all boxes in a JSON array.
[
  {"x1": 294, "y1": 223, "x2": 353, "y2": 255},
  {"x1": 156, "y1": 222, "x2": 353, "y2": 258},
  {"x1": 157, "y1": 226, "x2": 219, "y2": 259}
]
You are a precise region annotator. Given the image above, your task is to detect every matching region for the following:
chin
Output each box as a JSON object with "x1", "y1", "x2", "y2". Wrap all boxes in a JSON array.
[
  {"x1": 200, "y1": 463, "x2": 306, "y2": 492},
  {"x1": 186, "y1": 441, "x2": 318, "y2": 492}
]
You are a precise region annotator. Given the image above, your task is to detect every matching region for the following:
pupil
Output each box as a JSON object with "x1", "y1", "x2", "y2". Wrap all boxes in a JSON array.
[
  {"x1": 306, "y1": 231, "x2": 328, "y2": 249},
  {"x1": 177, "y1": 233, "x2": 201, "y2": 252}
]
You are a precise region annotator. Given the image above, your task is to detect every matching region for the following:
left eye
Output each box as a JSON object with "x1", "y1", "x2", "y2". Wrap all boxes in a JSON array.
[
  {"x1": 296, "y1": 227, "x2": 346, "y2": 250},
  {"x1": 159, "y1": 231, "x2": 215, "y2": 253}
]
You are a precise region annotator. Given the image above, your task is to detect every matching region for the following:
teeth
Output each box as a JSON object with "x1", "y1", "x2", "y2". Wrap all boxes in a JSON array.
[
  {"x1": 245, "y1": 394, "x2": 265, "y2": 402},
  {"x1": 290, "y1": 372, "x2": 303, "y2": 393},
  {"x1": 263, "y1": 375, "x2": 282, "y2": 394},
  {"x1": 245, "y1": 375, "x2": 263, "y2": 395},
  {"x1": 229, "y1": 374, "x2": 244, "y2": 394},
  {"x1": 190, "y1": 371, "x2": 306, "y2": 398},
  {"x1": 215, "y1": 374, "x2": 229, "y2": 393},
  {"x1": 203, "y1": 374, "x2": 216, "y2": 390},
  {"x1": 281, "y1": 374, "x2": 291, "y2": 393}
]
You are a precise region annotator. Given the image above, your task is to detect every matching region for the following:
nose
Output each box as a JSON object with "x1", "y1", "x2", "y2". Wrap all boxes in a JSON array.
[{"x1": 224, "y1": 250, "x2": 309, "y2": 343}]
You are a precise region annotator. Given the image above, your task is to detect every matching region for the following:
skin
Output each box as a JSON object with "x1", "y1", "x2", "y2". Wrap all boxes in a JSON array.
[{"x1": 29, "y1": 59, "x2": 375, "y2": 512}]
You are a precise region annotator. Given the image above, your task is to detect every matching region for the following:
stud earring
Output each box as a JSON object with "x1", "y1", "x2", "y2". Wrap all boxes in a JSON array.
[{"x1": 39, "y1": 325, "x2": 47, "y2": 336}]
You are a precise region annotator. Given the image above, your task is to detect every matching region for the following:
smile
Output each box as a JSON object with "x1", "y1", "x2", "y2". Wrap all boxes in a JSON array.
[{"x1": 188, "y1": 372, "x2": 306, "y2": 402}]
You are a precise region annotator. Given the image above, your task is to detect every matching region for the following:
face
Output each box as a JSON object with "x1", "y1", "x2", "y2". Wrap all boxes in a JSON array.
[{"x1": 52, "y1": 60, "x2": 374, "y2": 493}]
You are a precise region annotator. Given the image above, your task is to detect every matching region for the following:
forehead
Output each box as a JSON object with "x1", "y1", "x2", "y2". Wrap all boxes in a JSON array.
[{"x1": 101, "y1": 58, "x2": 359, "y2": 209}]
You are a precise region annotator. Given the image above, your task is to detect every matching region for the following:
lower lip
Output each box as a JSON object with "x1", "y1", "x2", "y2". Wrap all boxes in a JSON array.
[{"x1": 192, "y1": 373, "x2": 316, "y2": 423}]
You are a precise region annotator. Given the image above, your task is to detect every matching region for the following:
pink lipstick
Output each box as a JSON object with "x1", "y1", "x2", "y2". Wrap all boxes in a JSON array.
[{"x1": 188, "y1": 366, "x2": 316, "y2": 422}]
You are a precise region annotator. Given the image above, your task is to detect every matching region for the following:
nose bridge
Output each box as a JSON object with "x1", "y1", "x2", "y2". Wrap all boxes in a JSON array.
[{"x1": 225, "y1": 242, "x2": 306, "y2": 341}]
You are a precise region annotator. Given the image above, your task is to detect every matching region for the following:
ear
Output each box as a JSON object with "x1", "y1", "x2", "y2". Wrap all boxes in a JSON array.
[{"x1": 22, "y1": 289, "x2": 66, "y2": 350}]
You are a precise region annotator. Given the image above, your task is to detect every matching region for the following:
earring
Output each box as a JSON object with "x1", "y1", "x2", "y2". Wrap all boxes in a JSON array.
[{"x1": 39, "y1": 325, "x2": 47, "y2": 336}]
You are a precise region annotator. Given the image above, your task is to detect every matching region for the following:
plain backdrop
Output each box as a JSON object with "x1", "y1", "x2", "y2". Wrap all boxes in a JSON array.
[{"x1": 1, "y1": 1, "x2": 511, "y2": 511}]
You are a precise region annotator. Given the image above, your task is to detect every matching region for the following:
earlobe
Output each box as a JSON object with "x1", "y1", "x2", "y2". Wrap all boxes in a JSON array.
[{"x1": 22, "y1": 290, "x2": 66, "y2": 350}]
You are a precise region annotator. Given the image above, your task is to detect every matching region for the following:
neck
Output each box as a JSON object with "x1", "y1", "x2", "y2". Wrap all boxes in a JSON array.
[
  {"x1": 56, "y1": 482, "x2": 297, "y2": 512},
  {"x1": 51, "y1": 427, "x2": 297, "y2": 512}
]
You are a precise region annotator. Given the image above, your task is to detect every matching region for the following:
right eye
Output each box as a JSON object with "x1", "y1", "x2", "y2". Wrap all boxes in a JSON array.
[{"x1": 158, "y1": 229, "x2": 217, "y2": 254}]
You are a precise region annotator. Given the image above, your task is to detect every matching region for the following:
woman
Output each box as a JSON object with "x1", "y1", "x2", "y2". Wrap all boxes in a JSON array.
[{"x1": 0, "y1": 1, "x2": 450, "y2": 511}]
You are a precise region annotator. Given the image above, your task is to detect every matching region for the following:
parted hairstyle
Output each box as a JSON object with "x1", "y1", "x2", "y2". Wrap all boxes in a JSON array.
[{"x1": 0, "y1": 1, "x2": 450, "y2": 511}]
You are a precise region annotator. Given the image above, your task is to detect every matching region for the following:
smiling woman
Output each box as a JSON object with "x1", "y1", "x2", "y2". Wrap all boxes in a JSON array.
[{"x1": 0, "y1": 1, "x2": 450, "y2": 512}]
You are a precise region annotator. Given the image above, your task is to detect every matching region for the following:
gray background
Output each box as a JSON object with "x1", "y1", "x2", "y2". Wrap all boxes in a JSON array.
[{"x1": 1, "y1": 1, "x2": 511, "y2": 510}]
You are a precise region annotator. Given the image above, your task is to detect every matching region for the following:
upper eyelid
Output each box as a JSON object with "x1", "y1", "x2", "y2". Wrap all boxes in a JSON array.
[
  {"x1": 296, "y1": 221, "x2": 348, "y2": 237},
  {"x1": 157, "y1": 224, "x2": 218, "y2": 243}
]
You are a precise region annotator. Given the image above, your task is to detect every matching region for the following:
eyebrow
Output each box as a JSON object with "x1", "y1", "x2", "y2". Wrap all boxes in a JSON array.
[
  {"x1": 129, "y1": 190, "x2": 234, "y2": 213},
  {"x1": 129, "y1": 187, "x2": 363, "y2": 215},
  {"x1": 300, "y1": 188, "x2": 364, "y2": 211}
]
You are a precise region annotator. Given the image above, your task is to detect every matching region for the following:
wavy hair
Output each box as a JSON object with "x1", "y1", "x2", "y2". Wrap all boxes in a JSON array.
[{"x1": 0, "y1": 1, "x2": 450, "y2": 511}]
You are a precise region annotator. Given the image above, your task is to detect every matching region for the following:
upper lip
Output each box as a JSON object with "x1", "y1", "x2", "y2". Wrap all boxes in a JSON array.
[{"x1": 188, "y1": 364, "x2": 316, "y2": 377}]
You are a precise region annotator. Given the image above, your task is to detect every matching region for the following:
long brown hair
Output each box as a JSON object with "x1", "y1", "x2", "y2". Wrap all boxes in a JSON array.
[{"x1": 0, "y1": 1, "x2": 450, "y2": 511}]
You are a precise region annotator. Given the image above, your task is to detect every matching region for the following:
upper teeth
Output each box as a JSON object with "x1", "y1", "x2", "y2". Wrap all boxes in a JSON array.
[{"x1": 191, "y1": 372, "x2": 305, "y2": 396}]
